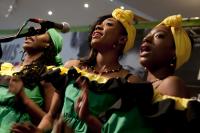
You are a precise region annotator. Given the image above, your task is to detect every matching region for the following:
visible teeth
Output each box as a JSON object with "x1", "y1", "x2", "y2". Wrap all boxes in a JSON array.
[
  {"x1": 94, "y1": 33, "x2": 101, "y2": 36},
  {"x1": 93, "y1": 32, "x2": 102, "y2": 38}
]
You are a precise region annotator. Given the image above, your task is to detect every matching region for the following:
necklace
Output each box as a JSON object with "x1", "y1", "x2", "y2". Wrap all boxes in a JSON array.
[
  {"x1": 150, "y1": 79, "x2": 161, "y2": 84},
  {"x1": 87, "y1": 65, "x2": 122, "y2": 74}
]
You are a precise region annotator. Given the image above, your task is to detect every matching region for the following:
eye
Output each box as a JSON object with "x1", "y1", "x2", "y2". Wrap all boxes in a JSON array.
[
  {"x1": 106, "y1": 22, "x2": 114, "y2": 26},
  {"x1": 155, "y1": 33, "x2": 165, "y2": 39}
]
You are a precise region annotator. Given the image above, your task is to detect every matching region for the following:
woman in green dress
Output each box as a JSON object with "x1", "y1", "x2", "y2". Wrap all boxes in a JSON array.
[
  {"x1": 14, "y1": 8, "x2": 146, "y2": 133},
  {"x1": 0, "y1": 28, "x2": 63, "y2": 133},
  {"x1": 75, "y1": 14, "x2": 199, "y2": 133}
]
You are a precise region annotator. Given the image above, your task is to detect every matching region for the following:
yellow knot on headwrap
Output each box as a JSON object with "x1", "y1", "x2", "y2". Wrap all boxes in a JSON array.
[
  {"x1": 157, "y1": 14, "x2": 191, "y2": 69},
  {"x1": 112, "y1": 8, "x2": 136, "y2": 53}
]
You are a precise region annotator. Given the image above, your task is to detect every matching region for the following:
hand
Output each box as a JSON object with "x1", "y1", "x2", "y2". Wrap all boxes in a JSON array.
[
  {"x1": 75, "y1": 77, "x2": 89, "y2": 120},
  {"x1": 53, "y1": 115, "x2": 74, "y2": 133},
  {"x1": 75, "y1": 77, "x2": 102, "y2": 133},
  {"x1": 11, "y1": 122, "x2": 43, "y2": 133},
  {"x1": 9, "y1": 76, "x2": 24, "y2": 95}
]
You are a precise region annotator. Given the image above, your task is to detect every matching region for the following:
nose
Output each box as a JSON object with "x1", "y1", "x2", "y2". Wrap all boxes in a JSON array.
[
  {"x1": 143, "y1": 34, "x2": 152, "y2": 43},
  {"x1": 25, "y1": 36, "x2": 30, "y2": 40},
  {"x1": 95, "y1": 24, "x2": 103, "y2": 30}
]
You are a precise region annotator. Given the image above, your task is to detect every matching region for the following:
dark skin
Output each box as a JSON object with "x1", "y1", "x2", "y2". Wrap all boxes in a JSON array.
[
  {"x1": 71, "y1": 24, "x2": 190, "y2": 133},
  {"x1": 8, "y1": 32, "x2": 55, "y2": 125},
  {"x1": 139, "y1": 24, "x2": 189, "y2": 98},
  {"x1": 11, "y1": 17, "x2": 142, "y2": 133},
  {"x1": 55, "y1": 17, "x2": 141, "y2": 133},
  {"x1": 60, "y1": 17, "x2": 142, "y2": 133}
]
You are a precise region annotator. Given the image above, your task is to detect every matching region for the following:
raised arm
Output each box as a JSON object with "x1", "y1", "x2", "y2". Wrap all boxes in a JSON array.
[{"x1": 38, "y1": 89, "x2": 63, "y2": 131}]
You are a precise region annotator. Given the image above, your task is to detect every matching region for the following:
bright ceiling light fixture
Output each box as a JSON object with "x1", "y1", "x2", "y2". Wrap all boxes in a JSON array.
[
  {"x1": 194, "y1": 17, "x2": 200, "y2": 19},
  {"x1": 120, "y1": 6, "x2": 125, "y2": 9},
  {"x1": 84, "y1": 3, "x2": 89, "y2": 8},
  {"x1": 5, "y1": 0, "x2": 17, "y2": 18},
  {"x1": 48, "y1": 10, "x2": 53, "y2": 16}
]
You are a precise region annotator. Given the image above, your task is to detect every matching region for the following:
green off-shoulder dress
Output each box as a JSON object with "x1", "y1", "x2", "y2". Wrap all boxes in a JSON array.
[
  {"x1": 0, "y1": 63, "x2": 43, "y2": 133},
  {"x1": 60, "y1": 67, "x2": 154, "y2": 133},
  {"x1": 54, "y1": 66, "x2": 200, "y2": 133}
]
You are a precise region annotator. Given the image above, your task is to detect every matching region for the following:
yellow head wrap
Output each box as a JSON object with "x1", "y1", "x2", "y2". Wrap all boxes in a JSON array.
[
  {"x1": 112, "y1": 8, "x2": 136, "y2": 53},
  {"x1": 157, "y1": 14, "x2": 191, "y2": 69}
]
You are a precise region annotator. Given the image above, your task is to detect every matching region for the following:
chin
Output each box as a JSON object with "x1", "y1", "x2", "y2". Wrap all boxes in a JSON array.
[
  {"x1": 139, "y1": 59, "x2": 149, "y2": 68},
  {"x1": 91, "y1": 42, "x2": 102, "y2": 50}
]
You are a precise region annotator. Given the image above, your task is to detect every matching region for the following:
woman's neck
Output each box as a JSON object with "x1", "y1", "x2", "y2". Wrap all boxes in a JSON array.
[
  {"x1": 147, "y1": 67, "x2": 174, "y2": 82},
  {"x1": 22, "y1": 52, "x2": 43, "y2": 66},
  {"x1": 94, "y1": 52, "x2": 121, "y2": 73}
]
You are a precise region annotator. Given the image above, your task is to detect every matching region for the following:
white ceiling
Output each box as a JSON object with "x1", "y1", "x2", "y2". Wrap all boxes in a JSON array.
[
  {"x1": 122, "y1": 0, "x2": 200, "y2": 20},
  {"x1": 0, "y1": 0, "x2": 199, "y2": 30}
]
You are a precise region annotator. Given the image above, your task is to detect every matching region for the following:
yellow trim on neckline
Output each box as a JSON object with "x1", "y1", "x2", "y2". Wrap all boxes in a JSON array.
[{"x1": 47, "y1": 66, "x2": 110, "y2": 84}]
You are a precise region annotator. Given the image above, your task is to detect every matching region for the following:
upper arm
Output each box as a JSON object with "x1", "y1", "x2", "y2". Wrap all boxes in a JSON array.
[
  {"x1": 157, "y1": 76, "x2": 189, "y2": 98},
  {"x1": 127, "y1": 74, "x2": 143, "y2": 83},
  {"x1": 49, "y1": 90, "x2": 63, "y2": 118},
  {"x1": 40, "y1": 81, "x2": 55, "y2": 112},
  {"x1": 37, "y1": 90, "x2": 63, "y2": 130}
]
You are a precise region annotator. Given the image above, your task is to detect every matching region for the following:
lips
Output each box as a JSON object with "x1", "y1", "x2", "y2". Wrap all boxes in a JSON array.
[
  {"x1": 24, "y1": 37, "x2": 34, "y2": 44},
  {"x1": 92, "y1": 31, "x2": 103, "y2": 39},
  {"x1": 140, "y1": 43, "x2": 152, "y2": 56}
]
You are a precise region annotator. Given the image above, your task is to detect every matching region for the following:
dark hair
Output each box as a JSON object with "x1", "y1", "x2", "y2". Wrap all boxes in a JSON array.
[{"x1": 79, "y1": 14, "x2": 127, "y2": 68}]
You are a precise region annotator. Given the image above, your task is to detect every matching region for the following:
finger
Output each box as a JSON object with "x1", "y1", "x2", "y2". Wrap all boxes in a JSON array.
[
  {"x1": 76, "y1": 76, "x2": 89, "y2": 90},
  {"x1": 11, "y1": 124, "x2": 30, "y2": 133},
  {"x1": 11, "y1": 129, "x2": 23, "y2": 133},
  {"x1": 74, "y1": 97, "x2": 81, "y2": 114},
  {"x1": 78, "y1": 90, "x2": 89, "y2": 119},
  {"x1": 80, "y1": 78, "x2": 87, "y2": 88},
  {"x1": 78, "y1": 100, "x2": 87, "y2": 119},
  {"x1": 24, "y1": 122, "x2": 37, "y2": 131},
  {"x1": 75, "y1": 76, "x2": 82, "y2": 86}
]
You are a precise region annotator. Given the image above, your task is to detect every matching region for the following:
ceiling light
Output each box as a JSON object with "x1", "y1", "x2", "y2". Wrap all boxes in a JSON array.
[
  {"x1": 194, "y1": 17, "x2": 199, "y2": 19},
  {"x1": 48, "y1": 10, "x2": 53, "y2": 16},
  {"x1": 120, "y1": 6, "x2": 125, "y2": 9},
  {"x1": 8, "y1": 5, "x2": 13, "y2": 12},
  {"x1": 84, "y1": 3, "x2": 89, "y2": 8},
  {"x1": 4, "y1": 0, "x2": 17, "y2": 18},
  {"x1": 110, "y1": 0, "x2": 114, "y2": 2},
  {"x1": 5, "y1": 14, "x2": 9, "y2": 18},
  {"x1": 9, "y1": 5, "x2": 13, "y2": 9}
]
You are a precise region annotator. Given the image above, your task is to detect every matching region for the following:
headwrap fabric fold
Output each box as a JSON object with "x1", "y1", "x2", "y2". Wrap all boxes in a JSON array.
[
  {"x1": 47, "y1": 28, "x2": 63, "y2": 65},
  {"x1": 112, "y1": 8, "x2": 136, "y2": 53},
  {"x1": 157, "y1": 15, "x2": 191, "y2": 69}
]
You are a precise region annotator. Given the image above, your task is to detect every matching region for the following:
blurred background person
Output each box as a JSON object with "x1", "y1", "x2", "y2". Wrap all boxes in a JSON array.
[{"x1": 0, "y1": 28, "x2": 63, "y2": 133}]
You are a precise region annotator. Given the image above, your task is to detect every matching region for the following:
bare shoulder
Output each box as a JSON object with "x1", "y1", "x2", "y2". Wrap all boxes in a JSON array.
[
  {"x1": 116, "y1": 68, "x2": 143, "y2": 83},
  {"x1": 158, "y1": 76, "x2": 189, "y2": 98},
  {"x1": 127, "y1": 74, "x2": 143, "y2": 83},
  {"x1": 163, "y1": 76, "x2": 185, "y2": 88},
  {"x1": 64, "y1": 59, "x2": 80, "y2": 68}
]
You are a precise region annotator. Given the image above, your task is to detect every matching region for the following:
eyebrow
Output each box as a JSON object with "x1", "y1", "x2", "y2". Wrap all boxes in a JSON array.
[
  {"x1": 105, "y1": 18, "x2": 116, "y2": 22},
  {"x1": 151, "y1": 29, "x2": 169, "y2": 35}
]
